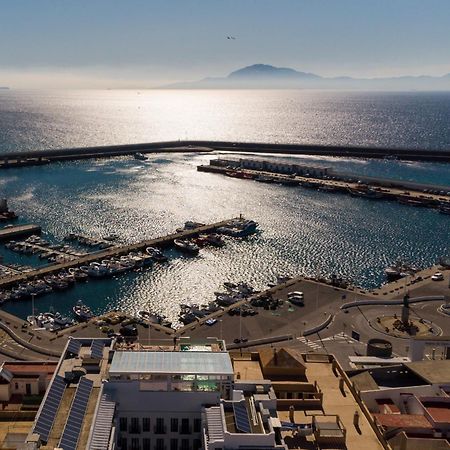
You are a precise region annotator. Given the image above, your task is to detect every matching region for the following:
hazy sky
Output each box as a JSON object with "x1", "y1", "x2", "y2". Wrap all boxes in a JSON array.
[{"x1": 1, "y1": 0, "x2": 450, "y2": 88}]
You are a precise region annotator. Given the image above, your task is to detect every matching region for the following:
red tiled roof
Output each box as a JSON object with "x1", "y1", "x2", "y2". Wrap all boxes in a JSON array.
[
  {"x1": 4, "y1": 362, "x2": 57, "y2": 375},
  {"x1": 373, "y1": 414, "x2": 433, "y2": 429},
  {"x1": 425, "y1": 407, "x2": 450, "y2": 424}
]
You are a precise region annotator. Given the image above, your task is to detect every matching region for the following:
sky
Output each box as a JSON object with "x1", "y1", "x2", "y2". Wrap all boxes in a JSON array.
[{"x1": 1, "y1": 0, "x2": 450, "y2": 88}]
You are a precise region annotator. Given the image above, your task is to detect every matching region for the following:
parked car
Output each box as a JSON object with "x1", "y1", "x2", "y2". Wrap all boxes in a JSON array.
[
  {"x1": 120, "y1": 324, "x2": 138, "y2": 336},
  {"x1": 431, "y1": 272, "x2": 444, "y2": 281}
]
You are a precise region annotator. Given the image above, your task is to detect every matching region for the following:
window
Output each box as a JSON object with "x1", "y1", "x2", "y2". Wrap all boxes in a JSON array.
[
  {"x1": 155, "y1": 438, "x2": 164, "y2": 450},
  {"x1": 171, "y1": 418, "x2": 178, "y2": 433},
  {"x1": 143, "y1": 439, "x2": 151, "y2": 450},
  {"x1": 193, "y1": 419, "x2": 201, "y2": 433},
  {"x1": 155, "y1": 418, "x2": 165, "y2": 434},
  {"x1": 181, "y1": 439, "x2": 189, "y2": 450},
  {"x1": 170, "y1": 439, "x2": 178, "y2": 450},
  {"x1": 120, "y1": 437, "x2": 127, "y2": 450},
  {"x1": 130, "y1": 417, "x2": 140, "y2": 434},
  {"x1": 120, "y1": 417, "x2": 128, "y2": 432},
  {"x1": 193, "y1": 439, "x2": 201, "y2": 450},
  {"x1": 14, "y1": 382, "x2": 18, "y2": 390},
  {"x1": 180, "y1": 418, "x2": 190, "y2": 435},
  {"x1": 131, "y1": 438, "x2": 140, "y2": 450},
  {"x1": 143, "y1": 417, "x2": 151, "y2": 432}
]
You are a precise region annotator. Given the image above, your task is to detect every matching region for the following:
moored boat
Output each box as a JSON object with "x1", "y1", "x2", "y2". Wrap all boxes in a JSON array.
[
  {"x1": 73, "y1": 301, "x2": 93, "y2": 322},
  {"x1": 146, "y1": 246, "x2": 168, "y2": 262},
  {"x1": 173, "y1": 239, "x2": 200, "y2": 255}
]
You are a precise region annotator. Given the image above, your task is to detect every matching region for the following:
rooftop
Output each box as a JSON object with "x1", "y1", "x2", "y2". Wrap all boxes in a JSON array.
[
  {"x1": 373, "y1": 413, "x2": 433, "y2": 429},
  {"x1": 109, "y1": 350, "x2": 234, "y2": 376},
  {"x1": 420, "y1": 398, "x2": 450, "y2": 424},
  {"x1": 405, "y1": 360, "x2": 450, "y2": 384},
  {"x1": 3, "y1": 362, "x2": 58, "y2": 375}
]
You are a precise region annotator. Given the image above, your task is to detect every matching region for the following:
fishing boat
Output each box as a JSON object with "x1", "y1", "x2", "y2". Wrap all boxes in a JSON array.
[
  {"x1": 73, "y1": 301, "x2": 93, "y2": 322},
  {"x1": 173, "y1": 239, "x2": 200, "y2": 255}
]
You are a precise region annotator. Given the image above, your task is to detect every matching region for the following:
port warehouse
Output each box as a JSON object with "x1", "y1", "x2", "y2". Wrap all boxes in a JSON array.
[
  {"x1": 202, "y1": 158, "x2": 450, "y2": 195},
  {"x1": 210, "y1": 158, "x2": 330, "y2": 178},
  {"x1": 1, "y1": 140, "x2": 450, "y2": 168}
]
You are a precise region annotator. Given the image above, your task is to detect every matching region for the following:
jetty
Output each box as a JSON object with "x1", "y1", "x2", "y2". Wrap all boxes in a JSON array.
[
  {"x1": 0, "y1": 140, "x2": 450, "y2": 169},
  {"x1": 198, "y1": 159, "x2": 450, "y2": 211},
  {"x1": 0, "y1": 217, "x2": 240, "y2": 288},
  {"x1": 0, "y1": 224, "x2": 41, "y2": 241}
]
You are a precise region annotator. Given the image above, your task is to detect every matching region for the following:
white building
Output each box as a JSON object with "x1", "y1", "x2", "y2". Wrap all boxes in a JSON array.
[{"x1": 25, "y1": 338, "x2": 287, "y2": 450}]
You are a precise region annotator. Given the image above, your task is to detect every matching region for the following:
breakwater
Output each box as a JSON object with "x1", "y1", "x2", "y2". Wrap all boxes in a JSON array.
[{"x1": 1, "y1": 140, "x2": 450, "y2": 168}]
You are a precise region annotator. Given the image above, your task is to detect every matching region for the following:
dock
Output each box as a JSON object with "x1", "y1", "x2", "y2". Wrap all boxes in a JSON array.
[
  {"x1": 0, "y1": 224, "x2": 41, "y2": 241},
  {"x1": 0, "y1": 217, "x2": 239, "y2": 288},
  {"x1": 198, "y1": 163, "x2": 450, "y2": 211}
]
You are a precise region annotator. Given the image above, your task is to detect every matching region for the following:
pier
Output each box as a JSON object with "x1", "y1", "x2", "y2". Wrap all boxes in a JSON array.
[
  {"x1": 0, "y1": 140, "x2": 450, "y2": 169},
  {"x1": 0, "y1": 224, "x2": 41, "y2": 241},
  {"x1": 0, "y1": 217, "x2": 240, "y2": 288},
  {"x1": 198, "y1": 161, "x2": 450, "y2": 211}
]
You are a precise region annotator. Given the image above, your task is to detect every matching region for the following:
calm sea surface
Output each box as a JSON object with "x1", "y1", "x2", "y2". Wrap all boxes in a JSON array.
[{"x1": 0, "y1": 90, "x2": 449, "y2": 323}]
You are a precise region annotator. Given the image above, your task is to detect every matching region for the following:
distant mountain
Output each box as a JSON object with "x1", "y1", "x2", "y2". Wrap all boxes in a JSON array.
[
  {"x1": 161, "y1": 64, "x2": 450, "y2": 90},
  {"x1": 0, "y1": 87, "x2": 9, "y2": 90},
  {"x1": 228, "y1": 64, "x2": 321, "y2": 80}
]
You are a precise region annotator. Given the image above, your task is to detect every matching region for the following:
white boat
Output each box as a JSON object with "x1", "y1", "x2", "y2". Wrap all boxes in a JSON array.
[
  {"x1": 134, "y1": 152, "x2": 148, "y2": 161},
  {"x1": 73, "y1": 301, "x2": 93, "y2": 322}
]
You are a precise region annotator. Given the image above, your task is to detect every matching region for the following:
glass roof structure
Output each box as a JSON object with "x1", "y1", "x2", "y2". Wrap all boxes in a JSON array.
[{"x1": 109, "y1": 351, "x2": 234, "y2": 376}]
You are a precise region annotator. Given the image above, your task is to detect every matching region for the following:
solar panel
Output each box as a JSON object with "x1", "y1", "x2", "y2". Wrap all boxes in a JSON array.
[
  {"x1": 90, "y1": 340, "x2": 104, "y2": 359},
  {"x1": 33, "y1": 375, "x2": 67, "y2": 442},
  {"x1": 58, "y1": 377, "x2": 93, "y2": 450},
  {"x1": 233, "y1": 401, "x2": 251, "y2": 433},
  {"x1": 67, "y1": 339, "x2": 81, "y2": 356}
]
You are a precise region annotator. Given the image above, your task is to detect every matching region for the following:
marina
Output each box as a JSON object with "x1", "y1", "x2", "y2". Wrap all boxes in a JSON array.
[
  {"x1": 0, "y1": 217, "x2": 248, "y2": 288},
  {"x1": 1, "y1": 152, "x2": 449, "y2": 327},
  {"x1": 0, "y1": 217, "x2": 259, "y2": 319}
]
